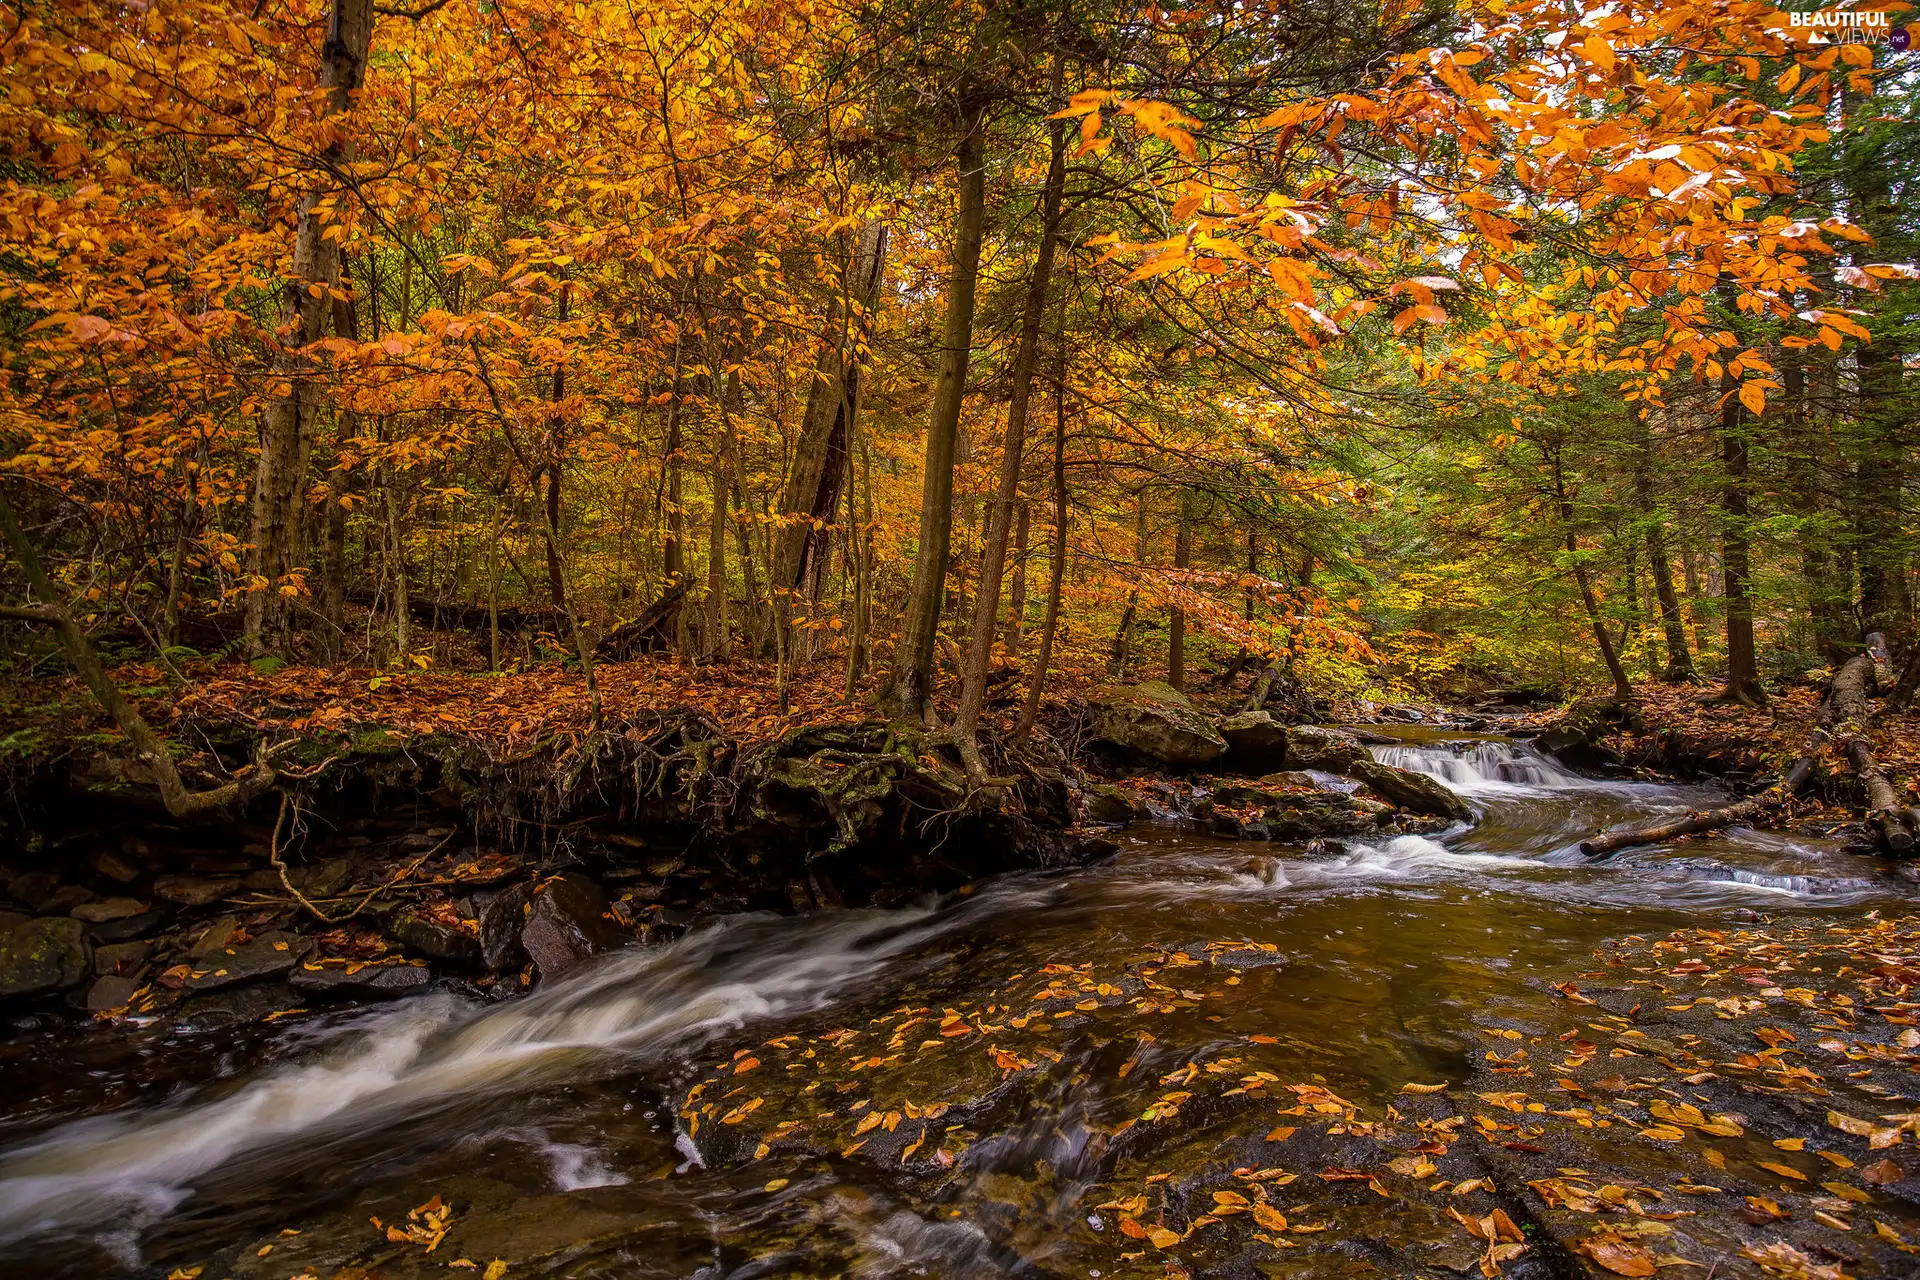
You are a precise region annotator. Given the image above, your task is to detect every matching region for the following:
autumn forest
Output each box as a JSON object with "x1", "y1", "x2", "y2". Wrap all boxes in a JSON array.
[{"x1": 2, "y1": 0, "x2": 1920, "y2": 1276}]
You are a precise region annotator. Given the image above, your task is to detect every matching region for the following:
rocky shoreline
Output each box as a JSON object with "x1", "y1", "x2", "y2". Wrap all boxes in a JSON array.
[{"x1": 0, "y1": 679, "x2": 1521, "y2": 1041}]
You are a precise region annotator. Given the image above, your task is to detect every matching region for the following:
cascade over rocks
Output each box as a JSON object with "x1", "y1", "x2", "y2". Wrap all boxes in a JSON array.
[{"x1": 1085, "y1": 682, "x2": 1227, "y2": 767}]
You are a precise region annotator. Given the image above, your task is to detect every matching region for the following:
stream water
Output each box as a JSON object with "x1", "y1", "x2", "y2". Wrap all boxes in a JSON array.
[{"x1": 0, "y1": 728, "x2": 1911, "y2": 1278}]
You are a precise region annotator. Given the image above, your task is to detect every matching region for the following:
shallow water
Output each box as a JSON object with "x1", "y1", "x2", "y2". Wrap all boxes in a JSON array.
[{"x1": 0, "y1": 729, "x2": 1909, "y2": 1276}]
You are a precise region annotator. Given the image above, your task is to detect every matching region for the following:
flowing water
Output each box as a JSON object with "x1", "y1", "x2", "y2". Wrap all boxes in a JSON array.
[{"x1": 0, "y1": 728, "x2": 1911, "y2": 1278}]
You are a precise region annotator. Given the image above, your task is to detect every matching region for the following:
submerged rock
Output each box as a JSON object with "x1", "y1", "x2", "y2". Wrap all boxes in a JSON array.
[
  {"x1": 521, "y1": 873, "x2": 627, "y2": 981},
  {"x1": 0, "y1": 916, "x2": 91, "y2": 998},
  {"x1": 1348, "y1": 759, "x2": 1472, "y2": 820},
  {"x1": 1086, "y1": 682, "x2": 1227, "y2": 767}
]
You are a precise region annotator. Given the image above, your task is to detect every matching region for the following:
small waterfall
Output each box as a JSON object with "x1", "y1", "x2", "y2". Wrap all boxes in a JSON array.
[{"x1": 1370, "y1": 740, "x2": 1585, "y2": 791}]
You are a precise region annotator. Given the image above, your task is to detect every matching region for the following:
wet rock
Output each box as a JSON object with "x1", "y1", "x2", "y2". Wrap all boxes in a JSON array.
[
  {"x1": 5, "y1": 870, "x2": 62, "y2": 912},
  {"x1": 1348, "y1": 758, "x2": 1472, "y2": 820},
  {"x1": 37, "y1": 884, "x2": 96, "y2": 916},
  {"x1": 1080, "y1": 784, "x2": 1137, "y2": 825},
  {"x1": 174, "y1": 982, "x2": 301, "y2": 1031},
  {"x1": 289, "y1": 958, "x2": 433, "y2": 999},
  {"x1": 521, "y1": 873, "x2": 627, "y2": 981},
  {"x1": 88, "y1": 905, "x2": 168, "y2": 942},
  {"x1": 190, "y1": 915, "x2": 242, "y2": 958},
  {"x1": 93, "y1": 939, "x2": 152, "y2": 976},
  {"x1": 478, "y1": 882, "x2": 530, "y2": 972},
  {"x1": 390, "y1": 912, "x2": 482, "y2": 965},
  {"x1": 153, "y1": 874, "x2": 241, "y2": 906},
  {"x1": 296, "y1": 858, "x2": 355, "y2": 899},
  {"x1": 71, "y1": 897, "x2": 147, "y2": 924},
  {"x1": 1282, "y1": 725, "x2": 1367, "y2": 772},
  {"x1": 1085, "y1": 681, "x2": 1227, "y2": 767},
  {"x1": 1216, "y1": 710, "x2": 1288, "y2": 772},
  {"x1": 93, "y1": 849, "x2": 143, "y2": 883},
  {"x1": 1535, "y1": 695, "x2": 1635, "y2": 767},
  {"x1": 0, "y1": 916, "x2": 91, "y2": 997},
  {"x1": 185, "y1": 931, "x2": 312, "y2": 992},
  {"x1": 85, "y1": 974, "x2": 142, "y2": 1012}
]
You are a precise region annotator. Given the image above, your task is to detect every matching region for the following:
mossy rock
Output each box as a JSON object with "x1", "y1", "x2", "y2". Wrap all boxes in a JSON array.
[{"x1": 1086, "y1": 682, "x2": 1227, "y2": 768}]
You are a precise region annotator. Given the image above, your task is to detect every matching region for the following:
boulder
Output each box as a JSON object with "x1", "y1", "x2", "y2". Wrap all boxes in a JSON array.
[
  {"x1": 1348, "y1": 759, "x2": 1472, "y2": 821},
  {"x1": 1080, "y1": 784, "x2": 1138, "y2": 825},
  {"x1": 1085, "y1": 682, "x2": 1227, "y2": 767},
  {"x1": 1216, "y1": 710, "x2": 1289, "y2": 772},
  {"x1": 289, "y1": 959, "x2": 433, "y2": 999},
  {"x1": 1263, "y1": 791, "x2": 1388, "y2": 842},
  {"x1": 0, "y1": 917, "x2": 91, "y2": 998},
  {"x1": 1281, "y1": 726, "x2": 1367, "y2": 773},
  {"x1": 521, "y1": 874, "x2": 628, "y2": 981},
  {"x1": 390, "y1": 912, "x2": 482, "y2": 965},
  {"x1": 185, "y1": 931, "x2": 313, "y2": 993}
]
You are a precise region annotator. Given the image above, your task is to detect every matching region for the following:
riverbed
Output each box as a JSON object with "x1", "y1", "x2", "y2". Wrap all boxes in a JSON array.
[{"x1": 3, "y1": 731, "x2": 1916, "y2": 1278}]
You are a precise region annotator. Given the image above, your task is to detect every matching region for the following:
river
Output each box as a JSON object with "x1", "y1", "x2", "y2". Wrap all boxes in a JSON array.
[{"x1": 1, "y1": 729, "x2": 1913, "y2": 1278}]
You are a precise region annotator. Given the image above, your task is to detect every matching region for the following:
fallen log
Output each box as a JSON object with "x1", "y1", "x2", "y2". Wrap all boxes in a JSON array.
[
  {"x1": 596, "y1": 580, "x2": 688, "y2": 660},
  {"x1": 1583, "y1": 651, "x2": 1914, "y2": 859},
  {"x1": 1580, "y1": 797, "x2": 1768, "y2": 859},
  {"x1": 1830, "y1": 652, "x2": 1917, "y2": 854}
]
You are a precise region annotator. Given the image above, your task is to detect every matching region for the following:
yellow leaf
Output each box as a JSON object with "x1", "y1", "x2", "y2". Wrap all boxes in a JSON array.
[
  {"x1": 1755, "y1": 1160, "x2": 1808, "y2": 1182},
  {"x1": 484, "y1": 1263, "x2": 508, "y2": 1280},
  {"x1": 1582, "y1": 37, "x2": 1616, "y2": 74}
]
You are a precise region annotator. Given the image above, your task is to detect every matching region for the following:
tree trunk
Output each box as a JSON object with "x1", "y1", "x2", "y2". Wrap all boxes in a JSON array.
[
  {"x1": 1005, "y1": 500, "x2": 1029, "y2": 657},
  {"x1": 703, "y1": 365, "x2": 740, "y2": 662},
  {"x1": 545, "y1": 290, "x2": 569, "y2": 611},
  {"x1": 954, "y1": 108, "x2": 1065, "y2": 752},
  {"x1": 1554, "y1": 455, "x2": 1633, "y2": 701},
  {"x1": 1632, "y1": 410, "x2": 1694, "y2": 681},
  {"x1": 879, "y1": 107, "x2": 986, "y2": 724},
  {"x1": 245, "y1": 0, "x2": 373, "y2": 657},
  {"x1": 772, "y1": 222, "x2": 889, "y2": 600},
  {"x1": 1013, "y1": 317, "x2": 1071, "y2": 750},
  {"x1": 1719, "y1": 364, "x2": 1766, "y2": 705},
  {"x1": 1168, "y1": 512, "x2": 1191, "y2": 691}
]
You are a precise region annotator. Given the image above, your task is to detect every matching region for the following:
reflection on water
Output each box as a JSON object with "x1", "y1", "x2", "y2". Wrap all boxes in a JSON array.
[{"x1": 0, "y1": 726, "x2": 1906, "y2": 1275}]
